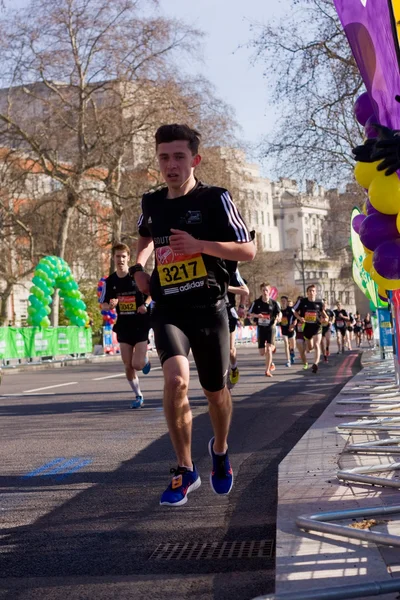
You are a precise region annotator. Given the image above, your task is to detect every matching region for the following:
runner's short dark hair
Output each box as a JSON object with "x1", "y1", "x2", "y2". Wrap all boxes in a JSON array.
[
  {"x1": 281, "y1": 295, "x2": 288, "y2": 300},
  {"x1": 306, "y1": 284, "x2": 316, "y2": 292},
  {"x1": 260, "y1": 282, "x2": 271, "y2": 290},
  {"x1": 155, "y1": 124, "x2": 201, "y2": 155},
  {"x1": 112, "y1": 242, "x2": 130, "y2": 256}
]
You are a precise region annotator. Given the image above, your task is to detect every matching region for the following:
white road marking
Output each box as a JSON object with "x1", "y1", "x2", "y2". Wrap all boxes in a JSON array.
[
  {"x1": 24, "y1": 382, "x2": 78, "y2": 393},
  {"x1": 92, "y1": 365, "x2": 163, "y2": 381}
]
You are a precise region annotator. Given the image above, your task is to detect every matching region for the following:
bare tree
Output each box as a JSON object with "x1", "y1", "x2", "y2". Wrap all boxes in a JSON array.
[
  {"x1": 0, "y1": 0, "x2": 206, "y2": 322},
  {"x1": 248, "y1": 0, "x2": 363, "y2": 185}
]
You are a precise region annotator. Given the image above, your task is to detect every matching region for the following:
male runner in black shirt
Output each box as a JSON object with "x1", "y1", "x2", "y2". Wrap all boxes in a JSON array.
[
  {"x1": 100, "y1": 243, "x2": 151, "y2": 409},
  {"x1": 132, "y1": 124, "x2": 255, "y2": 506},
  {"x1": 293, "y1": 284, "x2": 327, "y2": 373},
  {"x1": 248, "y1": 283, "x2": 281, "y2": 377},
  {"x1": 226, "y1": 263, "x2": 249, "y2": 388},
  {"x1": 354, "y1": 311, "x2": 363, "y2": 348},
  {"x1": 321, "y1": 300, "x2": 334, "y2": 363},
  {"x1": 333, "y1": 302, "x2": 350, "y2": 354},
  {"x1": 280, "y1": 296, "x2": 296, "y2": 367}
]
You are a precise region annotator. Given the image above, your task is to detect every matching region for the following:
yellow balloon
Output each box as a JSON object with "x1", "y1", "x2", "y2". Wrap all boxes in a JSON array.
[
  {"x1": 363, "y1": 253, "x2": 373, "y2": 273},
  {"x1": 362, "y1": 201, "x2": 368, "y2": 215},
  {"x1": 370, "y1": 267, "x2": 400, "y2": 290},
  {"x1": 369, "y1": 172, "x2": 400, "y2": 215},
  {"x1": 396, "y1": 211, "x2": 400, "y2": 234},
  {"x1": 363, "y1": 245, "x2": 372, "y2": 255},
  {"x1": 378, "y1": 286, "x2": 388, "y2": 299},
  {"x1": 354, "y1": 161, "x2": 381, "y2": 189}
]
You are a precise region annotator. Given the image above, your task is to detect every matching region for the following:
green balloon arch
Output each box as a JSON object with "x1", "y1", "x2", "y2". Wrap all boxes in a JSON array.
[{"x1": 27, "y1": 256, "x2": 89, "y2": 328}]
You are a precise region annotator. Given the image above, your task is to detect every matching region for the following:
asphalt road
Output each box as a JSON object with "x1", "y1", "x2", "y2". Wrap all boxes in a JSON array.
[{"x1": 0, "y1": 344, "x2": 361, "y2": 600}]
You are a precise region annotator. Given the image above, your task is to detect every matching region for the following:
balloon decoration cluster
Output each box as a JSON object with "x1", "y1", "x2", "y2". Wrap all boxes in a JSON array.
[
  {"x1": 352, "y1": 92, "x2": 400, "y2": 297},
  {"x1": 97, "y1": 277, "x2": 117, "y2": 326},
  {"x1": 27, "y1": 256, "x2": 89, "y2": 328}
]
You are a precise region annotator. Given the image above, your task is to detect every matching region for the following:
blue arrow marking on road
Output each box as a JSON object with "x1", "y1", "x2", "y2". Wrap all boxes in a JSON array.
[
  {"x1": 23, "y1": 458, "x2": 66, "y2": 478},
  {"x1": 55, "y1": 459, "x2": 92, "y2": 480}
]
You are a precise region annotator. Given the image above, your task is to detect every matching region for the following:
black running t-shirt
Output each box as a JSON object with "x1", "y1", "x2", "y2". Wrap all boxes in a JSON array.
[
  {"x1": 137, "y1": 181, "x2": 251, "y2": 310},
  {"x1": 100, "y1": 272, "x2": 147, "y2": 334},
  {"x1": 294, "y1": 298, "x2": 324, "y2": 325},
  {"x1": 249, "y1": 297, "x2": 281, "y2": 327},
  {"x1": 280, "y1": 306, "x2": 296, "y2": 333},
  {"x1": 333, "y1": 308, "x2": 348, "y2": 329}
]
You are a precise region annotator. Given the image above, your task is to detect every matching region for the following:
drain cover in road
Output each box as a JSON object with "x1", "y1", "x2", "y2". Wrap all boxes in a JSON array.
[{"x1": 149, "y1": 539, "x2": 275, "y2": 560}]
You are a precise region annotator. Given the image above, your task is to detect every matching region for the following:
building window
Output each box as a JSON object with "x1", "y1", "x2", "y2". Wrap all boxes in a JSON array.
[
  {"x1": 345, "y1": 292, "x2": 350, "y2": 305},
  {"x1": 339, "y1": 291, "x2": 344, "y2": 302},
  {"x1": 266, "y1": 193, "x2": 269, "y2": 205},
  {"x1": 255, "y1": 210, "x2": 259, "y2": 225},
  {"x1": 312, "y1": 217, "x2": 316, "y2": 226},
  {"x1": 267, "y1": 213, "x2": 270, "y2": 226},
  {"x1": 262, "y1": 234, "x2": 265, "y2": 248},
  {"x1": 269, "y1": 233, "x2": 272, "y2": 248},
  {"x1": 306, "y1": 233, "x2": 310, "y2": 247},
  {"x1": 261, "y1": 211, "x2": 264, "y2": 225},
  {"x1": 289, "y1": 215, "x2": 294, "y2": 223},
  {"x1": 331, "y1": 291, "x2": 336, "y2": 304}
]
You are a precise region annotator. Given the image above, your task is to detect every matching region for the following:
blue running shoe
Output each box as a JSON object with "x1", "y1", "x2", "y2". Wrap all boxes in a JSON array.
[
  {"x1": 208, "y1": 437, "x2": 233, "y2": 495},
  {"x1": 160, "y1": 464, "x2": 201, "y2": 506},
  {"x1": 130, "y1": 395, "x2": 143, "y2": 409},
  {"x1": 142, "y1": 361, "x2": 151, "y2": 375},
  {"x1": 290, "y1": 352, "x2": 295, "y2": 365}
]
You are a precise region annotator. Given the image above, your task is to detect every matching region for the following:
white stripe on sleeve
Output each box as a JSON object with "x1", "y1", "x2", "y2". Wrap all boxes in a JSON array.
[
  {"x1": 137, "y1": 213, "x2": 144, "y2": 227},
  {"x1": 221, "y1": 192, "x2": 251, "y2": 243}
]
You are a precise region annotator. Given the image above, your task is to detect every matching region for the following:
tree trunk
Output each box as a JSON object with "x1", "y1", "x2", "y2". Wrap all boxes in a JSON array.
[
  {"x1": 0, "y1": 284, "x2": 13, "y2": 325},
  {"x1": 51, "y1": 189, "x2": 79, "y2": 326}
]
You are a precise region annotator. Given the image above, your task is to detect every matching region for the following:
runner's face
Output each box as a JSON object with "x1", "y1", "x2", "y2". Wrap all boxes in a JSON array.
[
  {"x1": 307, "y1": 287, "x2": 316, "y2": 301},
  {"x1": 261, "y1": 287, "x2": 270, "y2": 300},
  {"x1": 281, "y1": 298, "x2": 287, "y2": 308},
  {"x1": 157, "y1": 140, "x2": 200, "y2": 192},
  {"x1": 114, "y1": 251, "x2": 129, "y2": 271}
]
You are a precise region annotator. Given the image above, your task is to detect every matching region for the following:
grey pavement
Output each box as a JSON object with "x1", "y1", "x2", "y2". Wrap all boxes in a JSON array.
[
  {"x1": 0, "y1": 344, "x2": 360, "y2": 600},
  {"x1": 266, "y1": 350, "x2": 400, "y2": 600}
]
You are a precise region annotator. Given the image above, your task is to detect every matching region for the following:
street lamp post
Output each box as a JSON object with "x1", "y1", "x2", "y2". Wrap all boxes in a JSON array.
[{"x1": 294, "y1": 243, "x2": 306, "y2": 296}]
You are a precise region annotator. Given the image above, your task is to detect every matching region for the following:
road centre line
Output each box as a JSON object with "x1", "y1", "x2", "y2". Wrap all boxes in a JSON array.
[{"x1": 24, "y1": 382, "x2": 78, "y2": 393}]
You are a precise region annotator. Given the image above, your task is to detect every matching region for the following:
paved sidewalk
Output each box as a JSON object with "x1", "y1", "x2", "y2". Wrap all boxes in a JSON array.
[{"x1": 264, "y1": 351, "x2": 400, "y2": 600}]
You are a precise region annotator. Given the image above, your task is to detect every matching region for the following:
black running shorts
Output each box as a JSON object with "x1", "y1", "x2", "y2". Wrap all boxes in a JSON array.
[
  {"x1": 116, "y1": 325, "x2": 149, "y2": 347},
  {"x1": 322, "y1": 325, "x2": 331, "y2": 337},
  {"x1": 335, "y1": 327, "x2": 347, "y2": 337},
  {"x1": 281, "y1": 327, "x2": 295, "y2": 339},
  {"x1": 257, "y1": 326, "x2": 275, "y2": 348},
  {"x1": 228, "y1": 315, "x2": 238, "y2": 334},
  {"x1": 151, "y1": 305, "x2": 230, "y2": 392},
  {"x1": 303, "y1": 324, "x2": 322, "y2": 340}
]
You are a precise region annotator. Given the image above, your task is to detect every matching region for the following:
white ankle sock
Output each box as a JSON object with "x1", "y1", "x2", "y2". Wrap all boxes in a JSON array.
[
  {"x1": 129, "y1": 378, "x2": 141, "y2": 395},
  {"x1": 180, "y1": 464, "x2": 193, "y2": 471},
  {"x1": 230, "y1": 361, "x2": 237, "y2": 370}
]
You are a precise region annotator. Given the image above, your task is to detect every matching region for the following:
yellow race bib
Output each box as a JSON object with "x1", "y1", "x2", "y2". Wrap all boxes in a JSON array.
[
  {"x1": 118, "y1": 295, "x2": 136, "y2": 313},
  {"x1": 156, "y1": 246, "x2": 207, "y2": 295}
]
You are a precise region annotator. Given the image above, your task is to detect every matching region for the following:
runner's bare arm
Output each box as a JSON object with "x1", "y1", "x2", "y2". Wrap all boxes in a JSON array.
[
  {"x1": 293, "y1": 310, "x2": 305, "y2": 323},
  {"x1": 228, "y1": 283, "x2": 250, "y2": 296},
  {"x1": 136, "y1": 235, "x2": 154, "y2": 267},
  {"x1": 169, "y1": 229, "x2": 255, "y2": 261}
]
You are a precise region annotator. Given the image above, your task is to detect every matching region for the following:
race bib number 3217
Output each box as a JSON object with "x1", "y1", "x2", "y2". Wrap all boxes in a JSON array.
[{"x1": 156, "y1": 246, "x2": 207, "y2": 296}]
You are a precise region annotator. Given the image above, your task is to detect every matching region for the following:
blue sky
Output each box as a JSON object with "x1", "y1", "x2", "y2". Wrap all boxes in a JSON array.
[
  {"x1": 11, "y1": 0, "x2": 289, "y2": 165},
  {"x1": 157, "y1": 0, "x2": 289, "y2": 149}
]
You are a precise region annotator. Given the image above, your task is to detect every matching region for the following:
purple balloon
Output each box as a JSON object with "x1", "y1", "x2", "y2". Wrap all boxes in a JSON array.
[
  {"x1": 354, "y1": 92, "x2": 375, "y2": 126},
  {"x1": 352, "y1": 213, "x2": 366, "y2": 234},
  {"x1": 359, "y1": 213, "x2": 400, "y2": 251},
  {"x1": 365, "y1": 198, "x2": 379, "y2": 215},
  {"x1": 364, "y1": 115, "x2": 379, "y2": 139},
  {"x1": 373, "y1": 239, "x2": 400, "y2": 279}
]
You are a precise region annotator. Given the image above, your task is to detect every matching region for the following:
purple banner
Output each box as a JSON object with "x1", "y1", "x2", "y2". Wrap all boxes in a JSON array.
[{"x1": 334, "y1": 0, "x2": 400, "y2": 128}]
